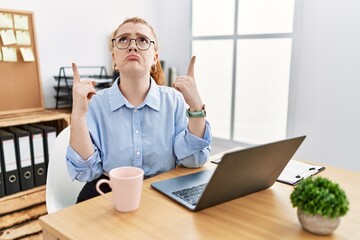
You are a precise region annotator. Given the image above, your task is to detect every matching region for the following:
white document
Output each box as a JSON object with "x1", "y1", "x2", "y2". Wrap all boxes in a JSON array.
[
  {"x1": 0, "y1": 13, "x2": 13, "y2": 28},
  {"x1": 14, "y1": 14, "x2": 29, "y2": 30},
  {"x1": 1, "y1": 47, "x2": 17, "y2": 62},
  {"x1": 3, "y1": 139, "x2": 17, "y2": 171},
  {"x1": 18, "y1": 136, "x2": 32, "y2": 167},
  {"x1": 0, "y1": 29, "x2": 17, "y2": 45},
  {"x1": 20, "y1": 47, "x2": 35, "y2": 62},
  {"x1": 32, "y1": 133, "x2": 45, "y2": 164},
  {"x1": 277, "y1": 160, "x2": 325, "y2": 185},
  {"x1": 16, "y1": 30, "x2": 31, "y2": 45}
]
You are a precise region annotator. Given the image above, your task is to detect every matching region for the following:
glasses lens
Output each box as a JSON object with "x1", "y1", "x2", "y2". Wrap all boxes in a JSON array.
[
  {"x1": 136, "y1": 37, "x2": 151, "y2": 50},
  {"x1": 115, "y1": 37, "x2": 129, "y2": 49}
]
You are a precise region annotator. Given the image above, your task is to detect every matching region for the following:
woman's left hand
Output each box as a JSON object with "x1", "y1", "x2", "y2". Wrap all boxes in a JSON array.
[{"x1": 172, "y1": 56, "x2": 203, "y2": 110}]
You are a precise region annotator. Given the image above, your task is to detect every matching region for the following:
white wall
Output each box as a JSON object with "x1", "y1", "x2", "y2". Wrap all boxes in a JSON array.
[{"x1": 287, "y1": 0, "x2": 360, "y2": 171}]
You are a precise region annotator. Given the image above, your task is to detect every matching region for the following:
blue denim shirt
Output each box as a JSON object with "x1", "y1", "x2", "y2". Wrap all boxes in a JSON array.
[{"x1": 66, "y1": 78, "x2": 212, "y2": 182}]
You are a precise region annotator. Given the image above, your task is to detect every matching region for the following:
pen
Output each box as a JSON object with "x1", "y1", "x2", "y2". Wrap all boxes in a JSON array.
[{"x1": 295, "y1": 168, "x2": 318, "y2": 179}]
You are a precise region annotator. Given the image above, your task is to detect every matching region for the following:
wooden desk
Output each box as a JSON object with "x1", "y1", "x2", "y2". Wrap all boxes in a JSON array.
[{"x1": 39, "y1": 154, "x2": 360, "y2": 240}]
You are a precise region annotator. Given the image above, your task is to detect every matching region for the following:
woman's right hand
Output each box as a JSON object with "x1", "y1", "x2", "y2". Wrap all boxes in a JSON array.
[{"x1": 71, "y1": 63, "x2": 97, "y2": 117}]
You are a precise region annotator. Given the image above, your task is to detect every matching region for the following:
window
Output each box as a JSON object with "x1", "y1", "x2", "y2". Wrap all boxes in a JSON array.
[{"x1": 192, "y1": 0, "x2": 295, "y2": 144}]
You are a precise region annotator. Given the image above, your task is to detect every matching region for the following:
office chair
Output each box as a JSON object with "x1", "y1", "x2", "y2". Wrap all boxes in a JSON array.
[{"x1": 46, "y1": 125, "x2": 85, "y2": 214}]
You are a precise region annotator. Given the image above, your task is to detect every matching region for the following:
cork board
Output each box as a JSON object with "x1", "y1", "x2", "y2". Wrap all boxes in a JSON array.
[{"x1": 0, "y1": 9, "x2": 44, "y2": 114}]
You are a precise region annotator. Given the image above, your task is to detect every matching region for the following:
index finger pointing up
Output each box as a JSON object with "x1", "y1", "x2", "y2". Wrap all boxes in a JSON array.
[
  {"x1": 186, "y1": 56, "x2": 196, "y2": 77},
  {"x1": 72, "y1": 63, "x2": 81, "y2": 84}
]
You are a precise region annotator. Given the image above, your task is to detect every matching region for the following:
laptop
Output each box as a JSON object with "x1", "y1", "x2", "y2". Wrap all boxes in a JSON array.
[{"x1": 151, "y1": 135, "x2": 306, "y2": 211}]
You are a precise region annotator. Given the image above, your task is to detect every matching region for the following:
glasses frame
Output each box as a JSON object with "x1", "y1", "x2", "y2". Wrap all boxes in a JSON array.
[{"x1": 112, "y1": 36, "x2": 155, "y2": 51}]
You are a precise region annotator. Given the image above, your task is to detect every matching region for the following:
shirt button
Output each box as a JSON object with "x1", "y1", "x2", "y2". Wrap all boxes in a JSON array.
[
  {"x1": 135, "y1": 130, "x2": 139, "y2": 134},
  {"x1": 136, "y1": 151, "x2": 140, "y2": 156},
  {"x1": 134, "y1": 108, "x2": 138, "y2": 112}
]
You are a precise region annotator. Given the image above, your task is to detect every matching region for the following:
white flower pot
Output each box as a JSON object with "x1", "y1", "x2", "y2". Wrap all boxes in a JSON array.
[{"x1": 297, "y1": 208, "x2": 340, "y2": 235}]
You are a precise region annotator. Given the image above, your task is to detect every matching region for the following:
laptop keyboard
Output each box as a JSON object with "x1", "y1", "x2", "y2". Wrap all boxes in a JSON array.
[{"x1": 172, "y1": 183, "x2": 207, "y2": 205}]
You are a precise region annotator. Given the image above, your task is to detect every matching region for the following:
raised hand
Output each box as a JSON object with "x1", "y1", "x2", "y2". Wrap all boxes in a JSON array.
[
  {"x1": 172, "y1": 56, "x2": 203, "y2": 110},
  {"x1": 71, "y1": 63, "x2": 97, "y2": 116}
]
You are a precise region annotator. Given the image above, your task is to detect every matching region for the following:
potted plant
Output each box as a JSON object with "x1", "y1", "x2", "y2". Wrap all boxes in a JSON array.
[{"x1": 290, "y1": 176, "x2": 349, "y2": 235}]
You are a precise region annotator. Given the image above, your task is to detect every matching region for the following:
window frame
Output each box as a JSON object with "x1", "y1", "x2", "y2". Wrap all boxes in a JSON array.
[{"x1": 190, "y1": 0, "x2": 296, "y2": 141}]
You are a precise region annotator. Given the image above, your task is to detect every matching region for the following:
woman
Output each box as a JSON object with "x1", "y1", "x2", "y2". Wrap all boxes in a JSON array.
[{"x1": 66, "y1": 17, "x2": 211, "y2": 203}]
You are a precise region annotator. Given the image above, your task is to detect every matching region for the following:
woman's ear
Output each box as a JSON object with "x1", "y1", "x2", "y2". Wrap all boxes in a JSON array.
[
  {"x1": 153, "y1": 52, "x2": 159, "y2": 66},
  {"x1": 112, "y1": 52, "x2": 117, "y2": 71}
]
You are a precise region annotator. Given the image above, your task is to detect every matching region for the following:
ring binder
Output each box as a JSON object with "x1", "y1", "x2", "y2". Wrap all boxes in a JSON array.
[
  {"x1": 6, "y1": 126, "x2": 35, "y2": 191},
  {"x1": 21, "y1": 125, "x2": 47, "y2": 186},
  {"x1": 0, "y1": 129, "x2": 21, "y2": 195},
  {"x1": 0, "y1": 156, "x2": 5, "y2": 197}
]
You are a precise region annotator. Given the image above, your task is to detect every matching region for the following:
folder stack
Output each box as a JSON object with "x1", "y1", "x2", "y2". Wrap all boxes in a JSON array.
[
  {"x1": 0, "y1": 129, "x2": 21, "y2": 195},
  {"x1": 0, "y1": 124, "x2": 58, "y2": 197},
  {"x1": 6, "y1": 126, "x2": 35, "y2": 191}
]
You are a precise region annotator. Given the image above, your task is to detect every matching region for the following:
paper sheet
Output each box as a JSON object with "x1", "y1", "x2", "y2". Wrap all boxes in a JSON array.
[
  {"x1": 0, "y1": 29, "x2": 17, "y2": 45},
  {"x1": 16, "y1": 30, "x2": 31, "y2": 45},
  {"x1": 20, "y1": 47, "x2": 35, "y2": 62},
  {"x1": 1, "y1": 47, "x2": 17, "y2": 62},
  {"x1": 14, "y1": 14, "x2": 29, "y2": 30},
  {"x1": 0, "y1": 13, "x2": 13, "y2": 28},
  {"x1": 277, "y1": 160, "x2": 325, "y2": 185}
]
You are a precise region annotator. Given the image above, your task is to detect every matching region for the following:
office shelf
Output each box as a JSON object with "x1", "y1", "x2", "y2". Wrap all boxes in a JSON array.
[
  {"x1": 54, "y1": 66, "x2": 114, "y2": 109},
  {"x1": 0, "y1": 109, "x2": 70, "y2": 239}
]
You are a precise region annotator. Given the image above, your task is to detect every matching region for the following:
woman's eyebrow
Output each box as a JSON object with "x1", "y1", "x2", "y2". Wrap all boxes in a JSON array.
[
  {"x1": 135, "y1": 33, "x2": 149, "y2": 38},
  {"x1": 116, "y1": 32, "x2": 131, "y2": 37},
  {"x1": 116, "y1": 32, "x2": 150, "y2": 38}
]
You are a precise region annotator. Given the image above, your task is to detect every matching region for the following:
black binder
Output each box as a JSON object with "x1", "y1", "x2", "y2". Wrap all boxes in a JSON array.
[
  {"x1": 0, "y1": 154, "x2": 5, "y2": 197},
  {"x1": 31, "y1": 124, "x2": 57, "y2": 169},
  {"x1": 6, "y1": 127, "x2": 35, "y2": 191},
  {"x1": 0, "y1": 129, "x2": 21, "y2": 195},
  {"x1": 21, "y1": 125, "x2": 47, "y2": 186}
]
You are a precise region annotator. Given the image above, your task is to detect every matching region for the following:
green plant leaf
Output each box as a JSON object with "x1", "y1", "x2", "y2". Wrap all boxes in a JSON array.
[{"x1": 290, "y1": 176, "x2": 349, "y2": 219}]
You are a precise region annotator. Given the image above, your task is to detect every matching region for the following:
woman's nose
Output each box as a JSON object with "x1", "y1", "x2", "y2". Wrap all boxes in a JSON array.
[{"x1": 128, "y1": 40, "x2": 138, "y2": 52}]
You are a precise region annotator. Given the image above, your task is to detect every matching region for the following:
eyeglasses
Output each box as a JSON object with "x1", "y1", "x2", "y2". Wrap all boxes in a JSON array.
[{"x1": 112, "y1": 36, "x2": 155, "y2": 51}]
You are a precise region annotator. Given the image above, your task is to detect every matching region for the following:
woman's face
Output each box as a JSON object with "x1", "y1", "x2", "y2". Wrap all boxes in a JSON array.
[{"x1": 112, "y1": 22, "x2": 158, "y2": 77}]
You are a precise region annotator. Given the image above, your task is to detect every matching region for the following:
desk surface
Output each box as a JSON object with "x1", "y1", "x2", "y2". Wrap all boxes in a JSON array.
[{"x1": 40, "y1": 153, "x2": 360, "y2": 240}]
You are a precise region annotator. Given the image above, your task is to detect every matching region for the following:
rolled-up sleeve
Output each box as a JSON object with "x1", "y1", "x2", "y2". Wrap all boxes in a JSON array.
[
  {"x1": 174, "y1": 120, "x2": 212, "y2": 168},
  {"x1": 66, "y1": 144, "x2": 103, "y2": 182}
]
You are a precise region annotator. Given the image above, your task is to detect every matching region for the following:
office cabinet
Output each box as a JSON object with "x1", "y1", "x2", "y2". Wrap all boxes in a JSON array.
[{"x1": 0, "y1": 109, "x2": 70, "y2": 239}]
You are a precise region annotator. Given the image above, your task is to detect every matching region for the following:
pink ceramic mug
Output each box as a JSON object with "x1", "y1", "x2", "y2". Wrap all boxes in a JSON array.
[{"x1": 96, "y1": 166, "x2": 144, "y2": 212}]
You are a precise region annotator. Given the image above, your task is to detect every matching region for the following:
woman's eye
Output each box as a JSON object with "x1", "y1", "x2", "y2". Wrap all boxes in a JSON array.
[
  {"x1": 118, "y1": 37, "x2": 128, "y2": 43},
  {"x1": 138, "y1": 37, "x2": 149, "y2": 44}
]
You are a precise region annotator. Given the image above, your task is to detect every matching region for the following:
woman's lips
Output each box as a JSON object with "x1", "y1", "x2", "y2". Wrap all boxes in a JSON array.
[{"x1": 125, "y1": 55, "x2": 141, "y2": 61}]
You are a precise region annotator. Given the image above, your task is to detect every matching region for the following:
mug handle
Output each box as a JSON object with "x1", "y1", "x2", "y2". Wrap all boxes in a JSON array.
[{"x1": 95, "y1": 179, "x2": 113, "y2": 204}]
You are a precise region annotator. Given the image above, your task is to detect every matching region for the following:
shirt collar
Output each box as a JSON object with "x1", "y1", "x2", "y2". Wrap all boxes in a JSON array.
[{"x1": 109, "y1": 77, "x2": 160, "y2": 112}]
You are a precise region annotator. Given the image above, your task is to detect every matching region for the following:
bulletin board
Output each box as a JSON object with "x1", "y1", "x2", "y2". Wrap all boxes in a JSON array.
[{"x1": 0, "y1": 9, "x2": 44, "y2": 114}]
